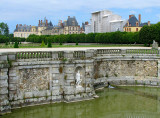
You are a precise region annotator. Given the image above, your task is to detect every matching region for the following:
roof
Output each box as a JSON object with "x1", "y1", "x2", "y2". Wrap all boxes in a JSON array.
[
  {"x1": 124, "y1": 15, "x2": 149, "y2": 27},
  {"x1": 14, "y1": 25, "x2": 32, "y2": 32},
  {"x1": 64, "y1": 17, "x2": 79, "y2": 26}
]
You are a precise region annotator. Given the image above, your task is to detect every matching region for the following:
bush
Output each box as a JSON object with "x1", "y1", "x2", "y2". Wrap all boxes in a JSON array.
[
  {"x1": 76, "y1": 42, "x2": 78, "y2": 45},
  {"x1": 48, "y1": 40, "x2": 52, "y2": 48},
  {"x1": 5, "y1": 41, "x2": 8, "y2": 46},
  {"x1": 41, "y1": 40, "x2": 45, "y2": 47},
  {"x1": 14, "y1": 41, "x2": 19, "y2": 48}
]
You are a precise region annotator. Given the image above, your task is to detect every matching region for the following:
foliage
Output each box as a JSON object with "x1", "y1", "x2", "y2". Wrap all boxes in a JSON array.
[
  {"x1": 47, "y1": 40, "x2": 52, "y2": 48},
  {"x1": 0, "y1": 22, "x2": 9, "y2": 36},
  {"x1": 139, "y1": 23, "x2": 160, "y2": 46},
  {"x1": 14, "y1": 40, "x2": 19, "y2": 48},
  {"x1": 41, "y1": 40, "x2": 45, "y2": 47}
]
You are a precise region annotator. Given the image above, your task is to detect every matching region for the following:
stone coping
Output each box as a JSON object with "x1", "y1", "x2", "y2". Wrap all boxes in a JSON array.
[{"x1": 0, "y1": 47, "x2": 152, "y2": 53}]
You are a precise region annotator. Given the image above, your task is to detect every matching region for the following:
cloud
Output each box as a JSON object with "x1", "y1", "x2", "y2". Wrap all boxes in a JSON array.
[
  {"x1": 0, "y1": 0, "x2": 159, "y2": 22},
  {"x1": 129, "y1": 10, "x2": 136, "y2": 14},
  {"x1": 1, "y1": 0, "x2": 160, "y2": 33}
]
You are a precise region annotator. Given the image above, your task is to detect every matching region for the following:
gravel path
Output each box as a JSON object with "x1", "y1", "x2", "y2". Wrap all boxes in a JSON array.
[{"x1": 0, "y1": 47, "x2": 152, "y2": 53}]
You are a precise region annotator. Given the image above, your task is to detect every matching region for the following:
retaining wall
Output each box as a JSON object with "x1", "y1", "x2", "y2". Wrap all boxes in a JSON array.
[{"x1": 1, "y1": 49, "x2": 160, "y2": 115}]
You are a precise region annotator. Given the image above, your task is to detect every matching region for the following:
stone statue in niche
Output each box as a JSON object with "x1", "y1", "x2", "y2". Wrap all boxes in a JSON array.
[{"x1": 76, "y1": 71, "x2": 82, "y2": 87}]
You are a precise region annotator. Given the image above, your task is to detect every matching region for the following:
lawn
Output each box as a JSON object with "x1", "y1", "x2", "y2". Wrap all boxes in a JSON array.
[{"x1": 0, "y1": 43, "x2": 145, "y2": 48}]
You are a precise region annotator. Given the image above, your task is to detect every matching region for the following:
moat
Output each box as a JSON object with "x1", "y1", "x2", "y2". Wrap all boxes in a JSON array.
[{"x1": 1, "y1": 86, "x2": 160, "y2": 118}]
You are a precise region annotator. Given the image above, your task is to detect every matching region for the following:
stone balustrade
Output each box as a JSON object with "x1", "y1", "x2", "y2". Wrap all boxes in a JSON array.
[{"x1": 7, "y1": 49, "x2": 160, "y2": 61}]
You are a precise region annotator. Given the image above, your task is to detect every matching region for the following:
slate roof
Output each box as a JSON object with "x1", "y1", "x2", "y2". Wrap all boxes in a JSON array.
[
  {"x1": 124, "y1": 15, "x2": 148, "y2": 27},
  {"x1": 64, "y1": 17, "x2": 79, "y2": 26},
  {"x1": 14, "y1": 25, "x2": 32, "y2": 32}
]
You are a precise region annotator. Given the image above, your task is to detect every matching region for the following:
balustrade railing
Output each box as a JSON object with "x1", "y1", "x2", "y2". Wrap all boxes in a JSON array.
[
  {"x1": 73, "y1": 51, "x2": 85, "y2": 59},
  {"x1": 16, "y1": 52, "x2": 52, "y2": 59},
  {"x1": 57, "y1": 51, "x2": 64, "y2": 59},
  {"x1": 97, "y1": 49, "x2": 121, "y2": 54},
  {"x1": 126, "y1": 49, "x2": 159, "y2": 55},
  {"x1": 15, "y1": 49, "x2": 160, "y2": 60}
]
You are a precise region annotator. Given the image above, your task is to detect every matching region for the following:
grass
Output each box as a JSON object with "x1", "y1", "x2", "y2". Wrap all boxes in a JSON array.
[{"x1": 0, "y1": 43, "x2": 145, "y2": 48}]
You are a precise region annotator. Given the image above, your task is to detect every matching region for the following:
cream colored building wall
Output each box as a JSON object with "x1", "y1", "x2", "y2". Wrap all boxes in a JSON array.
[
  {"x1": 14, "y1": 32, "x2": 37, "y2": 38},
  {"x1": 38, "y1": 27, "x2": 47, "y2": 35},
  {"x1": 64, "y1": 27, "x2": 69, "y2": 34},
  {"x1": 123, "y1": 27, "x2": 142, "y2": 32}
]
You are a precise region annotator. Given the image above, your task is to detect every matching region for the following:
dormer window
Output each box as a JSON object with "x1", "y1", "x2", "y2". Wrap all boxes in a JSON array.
[
  {"x1": 136, "y1": 22, "x2": 139, "y2": 27},
  {"x1": 72, "y1": 21, "x2": 75, "y2": 26}
]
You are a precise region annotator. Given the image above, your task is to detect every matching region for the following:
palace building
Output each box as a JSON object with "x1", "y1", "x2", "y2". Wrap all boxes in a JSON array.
[
  {"x1": 123, "y1": 14, "x2": 150, "y2": 32},
  {"x1": 14, "y1": 16, "x2": 81, "y2": 38}
]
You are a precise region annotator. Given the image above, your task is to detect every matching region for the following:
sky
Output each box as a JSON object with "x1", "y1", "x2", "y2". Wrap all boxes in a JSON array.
[{"x1": 1, "y1": 0, "x2": 160, "y2": 33}]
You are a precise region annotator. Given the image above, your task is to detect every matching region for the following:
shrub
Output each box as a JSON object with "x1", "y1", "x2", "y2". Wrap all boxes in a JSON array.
[
  {"x1": 48, "y1": 40, "x2": 52, "y2": 48},
  {"x1": 14, "y1": 41, "x2": 19, "y2": 48},
  {"x1": 41, "y1": 40, "x2": 45, "y2": 47}
]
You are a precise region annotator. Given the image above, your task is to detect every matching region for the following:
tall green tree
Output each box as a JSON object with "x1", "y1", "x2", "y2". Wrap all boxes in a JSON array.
[
  {"x1": 139, "y1": 25, "x2": 151, "y2": 46},
  {"x1": 0, "y1": 22, "x2": 9, "y2": 36}
]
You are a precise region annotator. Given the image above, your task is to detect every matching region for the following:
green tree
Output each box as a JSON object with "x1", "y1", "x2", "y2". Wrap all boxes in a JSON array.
[
  {"x1": 139, "y1": 25, "x2": 150, "y2": 46},
  {"x1": 48, "y1": 40, "x2": 52, "y2": 48},
  {"x1": 41, "y1": 40, "x2": 45, "y2": 47},
  {"x1": 14, "y1": 40, "x2": 19, "y2": 48},
  {"x1": 0, "y1": 22, "x2": 9, "y2": 36}
]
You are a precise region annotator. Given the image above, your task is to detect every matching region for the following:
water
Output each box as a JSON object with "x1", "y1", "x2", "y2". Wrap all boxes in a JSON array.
[{"x1": 2, "y1": 86, "x2": 160, "y2": 118}]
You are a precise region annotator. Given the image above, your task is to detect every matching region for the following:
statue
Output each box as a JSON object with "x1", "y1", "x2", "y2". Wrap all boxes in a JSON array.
[
  {"x1": 152, "y1": 40, "x2": 158, "y2": 50},
  {"x1": 76, "y1": 71, "x2": 82, "y2": 87}
]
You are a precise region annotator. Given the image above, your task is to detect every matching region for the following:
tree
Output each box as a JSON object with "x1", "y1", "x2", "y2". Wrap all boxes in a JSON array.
[
  {"x1": 41, "y1": 40, "x2": 45, "y2": 47},
  {"x1": 14, "y1": 40, "x2": 19, "y2": 48},
  {"x1": 0, "y1": 22, "x2": 9, "y2": 36},
  {"x1": 48, "y1": 40, "x2": 52, "y2": 48},
  {"x1": 139, "y1": 25, "x2": 151, "y2": 46}
]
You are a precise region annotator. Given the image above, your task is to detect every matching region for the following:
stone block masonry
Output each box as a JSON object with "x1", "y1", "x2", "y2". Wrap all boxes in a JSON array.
[{"x1": 1, "y1": 48, "x2": 160, "y2": 115}]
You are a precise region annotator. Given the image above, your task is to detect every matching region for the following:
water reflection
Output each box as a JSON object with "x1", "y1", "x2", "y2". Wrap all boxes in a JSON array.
[{"x1": 2, "y1": 86, "x2": 160, "y2": 118}]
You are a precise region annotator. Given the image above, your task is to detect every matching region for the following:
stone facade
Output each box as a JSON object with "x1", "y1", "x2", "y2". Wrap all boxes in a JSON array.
[
  {"x1": 1, "y1": 49, "x2": 160, "y2": 115},
  {"x1": 14, "y1": 17, "x2": 82, "y2": 38}
]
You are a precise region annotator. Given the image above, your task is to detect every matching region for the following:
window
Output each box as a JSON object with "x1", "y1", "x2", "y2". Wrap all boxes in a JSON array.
[
  {"x1": 129, "y1": 28, "x2": 131, "y2": 32},
  {"x1": 73, "y1": 27, "x2": 74, "y2": 31},
  {"x1": 136, "y1": 22, "x2": 139, "y2": 27},
  {"x1": 136, "y1": 28, "x2": 138, "y2": 32},
  {"x1": 127, "y1": 28, "x2": 128, "y2": 32}
]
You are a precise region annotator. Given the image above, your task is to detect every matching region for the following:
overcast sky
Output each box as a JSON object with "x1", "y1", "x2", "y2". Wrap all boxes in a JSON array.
[{"x1": 1, "y1": 0, "x2": 160, "y2": 33}]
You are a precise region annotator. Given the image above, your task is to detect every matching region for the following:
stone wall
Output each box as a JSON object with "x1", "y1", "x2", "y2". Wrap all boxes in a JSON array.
[
  {"x1": 1, "y1": 49, "x2": 160, "y2": 115},
  {"x1": 0, "y1": 53, "x2": 11, "y2": 115},
  {"x1": 95, "y1": 60, "x2": 158, "y2": 78}
]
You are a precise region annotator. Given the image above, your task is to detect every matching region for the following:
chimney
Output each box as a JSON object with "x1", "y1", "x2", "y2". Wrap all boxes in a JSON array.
[
  {"x1": 46, "y1": 20, "x2": 48, "y2": 26},
  {"x1": 148, "y1": 21, "x2": 150, "y2": 26},
  {"x1": 85, "y1": 22, "x2": 89, "y2": 25},
  {"x1": 129, "y1": 15, "x2": 134, "y2": 19},
  {"x1": 41, "y1": 20, "x2": 42, "y2": 25},
  {"x1": 61, "y1": 23, "x2": 63, "y2": 27},
  {"x1": 39, "y1": 20, "x2": 40, "y2": 26},
  {"x1": 68, "y1": 16, "x2": 70, "y2": 18},
  {"x1": 139, "y1": 14, "x2": 141, "y2": 24},
  {"x1": 16, "y1": 24, "x2": 18, "y2": 28}
]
